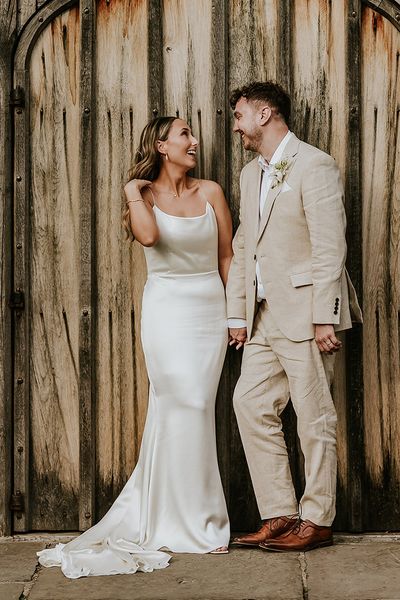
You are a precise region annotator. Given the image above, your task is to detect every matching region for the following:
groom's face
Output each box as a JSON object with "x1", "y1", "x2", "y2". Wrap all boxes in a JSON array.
[{"x1": 232, "y1": 97, "x2": 263, "y2": 152}]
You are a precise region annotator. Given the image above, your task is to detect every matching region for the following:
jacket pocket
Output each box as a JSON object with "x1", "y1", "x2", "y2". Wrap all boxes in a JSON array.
[{"x1": 290, "y1": 271, "x2": 313, "y2": 288}]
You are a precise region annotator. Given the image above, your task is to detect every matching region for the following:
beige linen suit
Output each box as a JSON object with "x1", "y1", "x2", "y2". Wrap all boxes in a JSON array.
[{"x1": 227, "y1": 134, "x2": 362, "y2": 526}]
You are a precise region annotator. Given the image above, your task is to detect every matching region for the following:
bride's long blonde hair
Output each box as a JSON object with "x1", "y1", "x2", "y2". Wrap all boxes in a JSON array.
[{"x1": 123, "y1": 116, "x2": 176, "y2": 239}]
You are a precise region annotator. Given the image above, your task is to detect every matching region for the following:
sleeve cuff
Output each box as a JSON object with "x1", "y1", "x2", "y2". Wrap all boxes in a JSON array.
[{"x1": 227, "y1": 318, "x2": 247, "y2": 329}]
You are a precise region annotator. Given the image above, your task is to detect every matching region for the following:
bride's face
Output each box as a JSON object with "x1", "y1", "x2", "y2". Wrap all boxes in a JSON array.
[{"x1": 160, "y1": 119, "x2": 198, "y2": 169}]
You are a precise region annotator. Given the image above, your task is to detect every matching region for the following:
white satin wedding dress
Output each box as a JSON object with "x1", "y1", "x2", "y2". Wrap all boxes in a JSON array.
[{"x1": 37, "y1": 196, "x2": 230, "y2": 578}]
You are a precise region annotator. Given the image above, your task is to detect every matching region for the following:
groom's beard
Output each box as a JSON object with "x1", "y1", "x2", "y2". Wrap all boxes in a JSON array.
[{"x1": 240, "y1": 129, "x2": 262, "y2": 153}]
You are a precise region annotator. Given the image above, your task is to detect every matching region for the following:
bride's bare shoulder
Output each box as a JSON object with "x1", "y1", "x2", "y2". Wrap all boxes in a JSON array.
[{"x1": 196, "y1": 179, "x2": 225, "y2": 204}]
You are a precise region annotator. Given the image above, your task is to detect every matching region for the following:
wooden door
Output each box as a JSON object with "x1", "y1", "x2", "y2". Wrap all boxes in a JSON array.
[{"x1": 8, "y1": 0, "x2": 400, "y2": 534}]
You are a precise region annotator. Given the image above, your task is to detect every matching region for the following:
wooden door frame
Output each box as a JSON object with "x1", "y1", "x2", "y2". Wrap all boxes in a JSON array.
[
  {"x1": 0, "y1": 3, "x2": 16, "y2": 538},
  {"x1": 365, "y1": 0, "x2": 400, "y2": 28}
]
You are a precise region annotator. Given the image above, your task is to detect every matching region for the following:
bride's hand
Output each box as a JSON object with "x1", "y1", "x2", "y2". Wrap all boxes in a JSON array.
[{"x1": 124, "y1": 179, "x2": 152, "y2": 194}]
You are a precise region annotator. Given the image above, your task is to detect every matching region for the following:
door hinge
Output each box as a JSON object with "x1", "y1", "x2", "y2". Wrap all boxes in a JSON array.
[
  {"x1": 9, "y1": 86, "x2": 25, "y2": 108},
  {"x1": 10, "y1": 490, "x2": 25, "y2": 512},
  {"x1": 9, "y1": 290, "x2": 24, "y2": 310}
]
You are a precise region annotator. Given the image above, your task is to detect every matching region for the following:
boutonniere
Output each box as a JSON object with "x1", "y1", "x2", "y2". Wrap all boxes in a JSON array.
[{"x1": 270, "y1": 158, "x2": 292, "y2": 189}]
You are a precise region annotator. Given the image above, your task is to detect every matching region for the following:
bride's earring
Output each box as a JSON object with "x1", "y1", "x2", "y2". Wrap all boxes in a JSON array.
[{"x1": 164, "y1": 153, "x2": 169, "y2": 161}]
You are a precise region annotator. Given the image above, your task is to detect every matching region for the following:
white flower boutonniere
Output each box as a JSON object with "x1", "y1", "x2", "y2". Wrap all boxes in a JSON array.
[{"x1": 270, "y1": 158, "x2": 292, "y2": 189}]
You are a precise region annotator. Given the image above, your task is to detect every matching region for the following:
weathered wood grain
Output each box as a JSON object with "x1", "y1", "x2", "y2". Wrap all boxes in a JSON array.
[
  {"x1": 95, "y1": 0, "x2": 149, "y2": 519},
  {"x1": 148, "y1": 0, "x2": 164, "y2": 119},
  {"x1": 292, "y1": 0, "x2": 347, "y2": 159},
  {"x1": 210, "y1": 0, "x2": 231, "y2": 506},
  {"x1": 0, "y1": 0, "x2": 17, "y2": 538},
  {"x1": 18, "y1": 0, "x2": 36, "y2": 32},
  {"x1": 12, "y1": 22, "x2": 32, "y2": 536},
  {"x1": 345, "y1": 0, "x2": 364, "y2": 533},
  {"x1": 0, "y1": 0, "x2": 17, "y2": 43},
  {"x1": 361, "y1": 4, "x2": 400, "y2": 529},
  {"x1": 277, "y1": 0, "x2": 293, "y2": 94},
  {"x1": 162, "y1": 0, "x2": 213, "y2": 179},
  {"x1": 29, "y1": 5, "x2": 80, "y2": 530},
  {"x1": 228, "y1": 0, "x2": 278, "y2": 225},
  {"x1": 78, "y1": 0, "x2": 95, "y2": 531}
]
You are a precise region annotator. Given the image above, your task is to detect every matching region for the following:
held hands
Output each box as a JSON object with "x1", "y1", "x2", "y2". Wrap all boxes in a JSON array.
[
  {"x1": 229, "y1": 327, "x2": 247, "y2": 350},
  {"x1": 314, "y1": 324, "x2": 342, "y2": 354}
]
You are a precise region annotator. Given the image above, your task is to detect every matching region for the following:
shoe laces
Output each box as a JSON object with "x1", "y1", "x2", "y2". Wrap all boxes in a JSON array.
[
  {"x1": 291, "y1": 516, "x2": 303, "y2": 535},
  {"x1": 291, "y1": 503, "x2": 304, "y2": 534}
]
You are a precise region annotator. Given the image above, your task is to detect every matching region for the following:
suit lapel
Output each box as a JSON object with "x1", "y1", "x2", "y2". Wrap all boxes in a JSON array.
[
  {"x1": 246, "y1": 159, "x2": 263, "y2": 243},
  {"x1": 257, "y1": 135, "x2": 301, "y2": 244}
]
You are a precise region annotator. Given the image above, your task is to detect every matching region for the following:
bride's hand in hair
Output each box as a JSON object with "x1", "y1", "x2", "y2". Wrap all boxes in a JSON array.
[{"x1": 125, "y1": 179, "x2": 152, "y2": 195}]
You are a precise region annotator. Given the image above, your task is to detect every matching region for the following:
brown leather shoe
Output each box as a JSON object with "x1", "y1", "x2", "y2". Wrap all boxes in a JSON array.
[
  {"x1": 259, "y1": 519, "x2": 333, "y2": 552},
  {"x1": 231, "y1": 515, "x2": 298, "y2": 547}
]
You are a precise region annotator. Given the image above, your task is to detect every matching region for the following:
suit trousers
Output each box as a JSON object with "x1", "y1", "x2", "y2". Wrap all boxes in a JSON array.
[{"x1": 233, "y1": 301, "x2": 337, "y2": 527}]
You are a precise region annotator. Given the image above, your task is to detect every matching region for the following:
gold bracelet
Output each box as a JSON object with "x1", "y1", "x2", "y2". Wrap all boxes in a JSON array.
[{"x1": 126, "y1": 198, "x2": 144, "y2": 204}]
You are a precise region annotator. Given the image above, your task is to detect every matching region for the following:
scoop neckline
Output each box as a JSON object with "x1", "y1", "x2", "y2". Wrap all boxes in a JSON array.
[{"x1": 153, "y1": 201, "x2": 210, "y2": 220}]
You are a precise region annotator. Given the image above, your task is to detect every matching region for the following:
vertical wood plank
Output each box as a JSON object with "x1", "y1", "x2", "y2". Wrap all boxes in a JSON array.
[
  {"x1": 211, "y1": 0, "x2": 230, "y2": 504},
  {"x1": 29, "y1": 6, "x2": 80, "y2": 530},
  {"x1": 94, "y1": 0, "x2": 149, "y2": 520},
  {"x1": 17, "y1": 0, "x2": 36, "y2": 32},
  {"x1": 346, "y1": 0, "x2": 364, "y2": 532},
  {"x1": 0, "y1": 0, "x2": 17, "y2": 537},
  {"x1": 163, "y1": 0, "x2": 214, "y2": 178},
  {"x1": 79, "y1": 0, "x2": 96, "y2": 531},
  {"x1": 12, "y1": 40, "x2": 31, "y2": 537},
  {"x1": 277, "y1": 0, "x2": 293, "y2": 95},
  {"x1": 148, "y1": 0, "x2": 164, "y2": 118},
  {"x1": 292, "y1": 0, "x2": 347, "y2": 159},
  {"x1": 361, "y1": 3, "x2": 400, "y2": 530},
  {"x1": 228, "y1": 0, "x2": 278, "y2": 224}
]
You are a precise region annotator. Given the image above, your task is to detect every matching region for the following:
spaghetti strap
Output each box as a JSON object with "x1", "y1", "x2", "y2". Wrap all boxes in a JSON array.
[
  {"x1": 148, "y1": 187, "x2": 157, "y2": 207},
  {"x1": 197, "y1": 182, "x2": 209, "y2": 211}
]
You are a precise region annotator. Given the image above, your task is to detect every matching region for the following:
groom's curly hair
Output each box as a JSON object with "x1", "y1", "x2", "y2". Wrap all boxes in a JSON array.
[{"x1": 229, "y1": 81, "x2": 291, "y2": 126}]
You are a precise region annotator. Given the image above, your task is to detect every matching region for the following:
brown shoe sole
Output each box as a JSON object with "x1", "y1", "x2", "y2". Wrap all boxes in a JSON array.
[
  {"x1": 259, "y1": 539, "x2": 333, "y2": 552},
  {"x1": 230, "y1": 539, "x2": 264, "y2": 547}
]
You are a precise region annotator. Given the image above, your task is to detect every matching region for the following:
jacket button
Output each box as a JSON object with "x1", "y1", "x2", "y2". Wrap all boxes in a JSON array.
[
  {"x1": 253, "y1": 280, "x2": 256, "y2": 286},
  {"x1": 253, "y1": 254, "x2": 256, "y2": 260},
  {"x1": 334, "y1": 309, "x2": 338, "y2": 315}
]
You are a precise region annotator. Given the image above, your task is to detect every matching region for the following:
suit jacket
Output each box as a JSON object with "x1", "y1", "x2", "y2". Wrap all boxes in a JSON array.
[{"x1": 226, "y1": 134, "x2": 363, "y2": 342}]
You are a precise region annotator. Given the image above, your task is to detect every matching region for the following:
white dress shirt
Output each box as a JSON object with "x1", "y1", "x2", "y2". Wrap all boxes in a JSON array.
[{"x1": 228, "y1": 131, "x2": 293, "y2": 330}]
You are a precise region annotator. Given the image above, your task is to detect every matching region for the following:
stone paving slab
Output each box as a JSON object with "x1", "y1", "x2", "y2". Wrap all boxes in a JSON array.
[
  {"x1": 0, "y1": 542, "x2": 45, "y2": 582},
  {"x1": 3, "y1": 537, "x2": 400, "y2": 600},
  {"x1": 29, "y1": 548, "x2": 303, "y2": 600},
  {"x1": 307, "y1": 543, "x2": 400, "y2": 600},
  {"x1": 0, "y1": 582, "x2": 25, "y2": 600}
]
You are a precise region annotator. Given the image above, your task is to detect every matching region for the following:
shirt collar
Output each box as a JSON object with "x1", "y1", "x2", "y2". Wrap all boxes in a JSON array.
[{"x1": 258, "y1": 130, "x2": 293, "y2": 173}]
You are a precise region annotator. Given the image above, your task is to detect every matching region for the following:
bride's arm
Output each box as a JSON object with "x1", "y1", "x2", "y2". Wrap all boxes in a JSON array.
[
  {"x1": 204, "y1": 181, "x2": 233, "y2": 287},
  {"x1": 124, "y1": 179, "x2": 159, "y2": 247}
]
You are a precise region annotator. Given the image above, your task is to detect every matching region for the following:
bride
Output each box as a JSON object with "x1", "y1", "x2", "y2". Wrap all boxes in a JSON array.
[{"x1": 37, "y1": 116, "x2": 233, "y2": 578}]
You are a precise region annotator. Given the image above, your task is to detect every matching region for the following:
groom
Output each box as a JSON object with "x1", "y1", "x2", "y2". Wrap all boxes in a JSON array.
[{"x1": 227, "y1": 81, "x2": 362, "y2": 552}]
